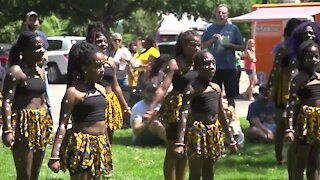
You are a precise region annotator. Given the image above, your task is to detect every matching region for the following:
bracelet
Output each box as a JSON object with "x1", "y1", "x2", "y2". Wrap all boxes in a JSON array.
[
  {"x1": 175, "y1": 143, "x2": 185, "y2": 147},
  {"x1": 285, "y1": 128, "x2": 295, "y2": 133},
  {"x1": 230, "y1": 141, "x2": 237, "y2": 146},
  {"x1": 123, "y1": 107, "x2": 131, "y2": 113},
  {"x1": 4, "y1": 129, "x2": 13, "y2": 134},
  {"x1": 49, "y1": 157, "x2": 60, "y2": 160}
]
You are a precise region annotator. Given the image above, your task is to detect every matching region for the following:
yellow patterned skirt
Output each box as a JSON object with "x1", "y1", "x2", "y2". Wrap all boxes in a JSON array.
[
  {"x1": 186, "y1": 120, "x2": 225, "y2": 159},
  {"x1": 295, "y1": 105, "x2": 320, "y2": 144},
  {"x1": 60, "y1": 131, "x2": 113, "y2": 178},
  {"x1": 271, "y1": 69, "x2": 290, "y2": 108},
  {"x1": 11, "y1": 108, "x2": 53, "y2": 151},
  {"x1": 0, "y1": 92, "x2": 2, "y2": 124},
  {"x1": 157, "y1": 91, "x2": 183, "y2": 124},
  {"x1": 105, "y1": 92, "x2": 123, "y2": 130}
]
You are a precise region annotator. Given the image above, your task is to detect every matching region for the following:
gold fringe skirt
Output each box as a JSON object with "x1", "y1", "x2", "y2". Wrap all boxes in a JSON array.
[
  {"x1": 0, "y1": 93, "x2": 2, "y2": 124},
  {"x1": 60, "y1": 131, "x2": 113, "y2": 178},
  {"x1": 271, "y1": 69, "x2": 290, "y2": 108},
  {"x1": 105, "y1": 92, "x2": 123, "y2": 130},
  {"x1": 12, "y1": 108, "x2": 53, "y2": 150},
  {"x1": 296, "y1": 105, "x2": 320, "y2": 144},
  {"x1": 157, "y1": 91, "x2": 183, "y2": 124},
  {"x1": 186, "y1": 120, "x2": 225, "y2": 159}
]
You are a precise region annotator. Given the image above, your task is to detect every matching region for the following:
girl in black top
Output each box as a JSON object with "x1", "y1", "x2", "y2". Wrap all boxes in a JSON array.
[
  {"x1": 2, "y1": 31, "x2": 53, "y2": 180},
  {"x1": 48, "y1": 42, "x2": 112, "y2": 178},
  {"x1": 86, "y1": 22, "x2": 130, "y2": 143},
  {"x1": 286, "y1": 40, "x2": 320, "y2": 180},
  {"x1": 148, "y1": 30, "x2": 200, "y2": 180},
  {"x1": 186, "y1": 50, "x2": 237, "y2": 180}
]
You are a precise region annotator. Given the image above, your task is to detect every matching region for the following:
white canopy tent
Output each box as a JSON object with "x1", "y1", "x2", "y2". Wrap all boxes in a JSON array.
[{"x1": 229, "y1": 6, "x2": 320, "y2": 22}]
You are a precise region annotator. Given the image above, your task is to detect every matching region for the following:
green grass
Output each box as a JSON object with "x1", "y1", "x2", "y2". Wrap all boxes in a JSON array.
[{"x1": 0, "y1": 118, "x2": 289, "y2": 179}]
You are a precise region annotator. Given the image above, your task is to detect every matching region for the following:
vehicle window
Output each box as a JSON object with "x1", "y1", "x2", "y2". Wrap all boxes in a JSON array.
[
  {"x1": 48, "y1": 40, "x2": 63, "y2": 51},
  {"x1": 159, "y1": 44, "x2": 175, "y2": 56}
]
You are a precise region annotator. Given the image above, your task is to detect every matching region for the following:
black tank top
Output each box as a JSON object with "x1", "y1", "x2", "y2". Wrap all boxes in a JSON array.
[
  {"x1": 15, "y1": 77, "x2": 46, "y2": 95},
  {"x1": 172, "y1": 70, "x2": 198, "y2": 92},
  {"x1": 191, "y1": 86, "x2": 220, "y2": 115},
  {"x1": 99, "y1": 66, "x2": 114, "y2": 87},
  {"x1": 298, "y1": 84, "x2": 320, "y2": 101},
  {"x1": 72, "y1": 89, "x2": 107, "y2": 123}
]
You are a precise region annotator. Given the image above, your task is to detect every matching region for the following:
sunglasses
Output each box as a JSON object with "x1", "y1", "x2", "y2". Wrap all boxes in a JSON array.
[{"x1": 188, "y1": 41, "x2": 200, "y2": 48}]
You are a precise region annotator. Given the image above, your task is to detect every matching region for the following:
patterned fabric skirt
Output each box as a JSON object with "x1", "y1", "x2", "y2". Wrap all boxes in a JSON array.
[
  {"x1": 186, "y1": 120, "x2": 225, "y2": 159},
  {"x1": 157, "y1": 91, "x2": 183, "y2": 124},
  {"x1": 12, "y1": 108, "x2": 53, "y2": 151},
  {"x1": 105, "y1": 92, "x2": 123, "y2": 130},
  {"x1": 295, "y1": 105, "x2": 320, "y2": 144},
  {"x1": 271, "y1": 69, "x2": 290, "y2": 108},
  {"x1": 60, "y1": 131, "x2": 113, "y2": 178},
  {"x1": 0, "y1": 92, "x2": 2, "y2": 124}
]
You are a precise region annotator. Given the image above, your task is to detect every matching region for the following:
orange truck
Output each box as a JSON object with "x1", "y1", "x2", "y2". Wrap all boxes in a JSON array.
[{"x1": 230, "y1": 2, "x2": 320, "y2": 82}]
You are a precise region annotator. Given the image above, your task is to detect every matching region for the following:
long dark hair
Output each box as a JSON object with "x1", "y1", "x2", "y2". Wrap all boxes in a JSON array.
[
  {"x1": 67, "y1": 41, "x2": 102, "y2": 86},
  {"x1": 175, "y1": 30, "x2": 199, "y2": 58},
  {"x1": 86, "y1": 22, "x2": 107, "y2": 44},
  {"x1": 291, "y1": 21, "x2": 320, "y2": 57},
  {"x1": 8, "y1": 31, "x2": 38, "y2": 66}
]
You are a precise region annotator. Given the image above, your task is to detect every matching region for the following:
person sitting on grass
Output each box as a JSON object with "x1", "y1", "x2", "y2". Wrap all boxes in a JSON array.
[
  {"x1": 130, "y1": 83, "x2": 166, "y2": 146},
  {"x1": 247, "y1": 84, "x2": 277, "y2": 143},
  {"x1": 224, "y1": 105, "x2": 245, "y2": 148}
]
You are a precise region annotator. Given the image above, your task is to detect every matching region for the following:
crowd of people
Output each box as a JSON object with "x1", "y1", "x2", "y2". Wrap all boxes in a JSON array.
[{"x1": 1, "y1": 2, "x2": 320, "y2": 180}]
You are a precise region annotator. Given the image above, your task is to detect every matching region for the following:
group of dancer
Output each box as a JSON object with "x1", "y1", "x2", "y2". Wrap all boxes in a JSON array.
[
  {"x1": 267, "y1": 20, "x2": 320, "y2": 179},
  {"x1": 0, "y1": 20, "x2": 239, "y2": 179},
  {"x1": 4, "y1": 19, "x2": 320, "y2": 180},
  {"x1": 1, "y1": 23, "x2": 131, "y2": 179}
]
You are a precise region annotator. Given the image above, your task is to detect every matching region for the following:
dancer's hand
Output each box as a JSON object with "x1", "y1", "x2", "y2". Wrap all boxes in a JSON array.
[
  {"x1": 284, "y1": 130, "x2": 294, "y2": 142},
  {"x1": 48, "y1": 159, "x2": 60, "y2": 173},
  {"x1": 229, "y1": 140, "x2": 238, "y2": 153},
  {"x1": 173, "y1": 146, "x2": 185, "y2": 157},
  {"x1": 2, "y1": 132, "x2": 14, "y2": 147},
  {"x1": 124, "y1": 108, "x2": 132, "y2": 116}
]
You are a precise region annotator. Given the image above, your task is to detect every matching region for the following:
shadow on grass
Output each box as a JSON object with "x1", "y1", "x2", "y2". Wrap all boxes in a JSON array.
[{"x1": 112, "y1": 133, "x2": 133, "y2": 146}]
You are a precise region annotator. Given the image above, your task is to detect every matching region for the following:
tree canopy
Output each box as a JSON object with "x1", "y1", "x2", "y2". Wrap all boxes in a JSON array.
[{"x1": 0, "y1": 0, "x2": 270, "y2": 43}]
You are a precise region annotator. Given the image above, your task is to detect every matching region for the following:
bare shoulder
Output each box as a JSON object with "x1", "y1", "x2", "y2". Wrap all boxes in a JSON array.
[
  {"x1": 64, "y1": 86, "x2": 81, "y2": 104},
  {"x1": 210, "y1": 82, "x2": 221, "y2": 94},
  {"x1": 106, "y1": 56, "x2": 116, "y2": 68},
  {"x1": 95, "y1": 83, "x2": 107, "y2": 95},
  {"x1": 167, "y1": 58, "x2": 179, "y2": 71},
  {"x1": 7, "y1": 65, "x2": 24, "y2": 79}
]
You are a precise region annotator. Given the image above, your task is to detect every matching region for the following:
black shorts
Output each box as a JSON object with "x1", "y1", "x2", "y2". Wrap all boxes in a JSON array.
[
  {"x1": 212, "y1": 69, "x2": 239, "y2": 98},
  {"x1": 134, "y1": 127, "x2": 164, "y2": 146}
]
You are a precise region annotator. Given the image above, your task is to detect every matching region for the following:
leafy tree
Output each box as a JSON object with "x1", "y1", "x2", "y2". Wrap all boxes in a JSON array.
[{"x1": 0, "y1": 0, "x2": 278, "y2": 43}]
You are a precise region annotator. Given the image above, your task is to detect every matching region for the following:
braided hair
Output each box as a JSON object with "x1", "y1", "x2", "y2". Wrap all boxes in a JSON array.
[
  {"x1": 67, "y1": 41, "x2": 102, "y2": 86},
  {"x1": 175, "y1": 30, "x2": 199, "y2": 58},
  {"x1": 8, "y1": 31, "x2": 38, "y2": 66},
  {"x1": 86, "y1": 22, "x2": 107, "y2": 44}
]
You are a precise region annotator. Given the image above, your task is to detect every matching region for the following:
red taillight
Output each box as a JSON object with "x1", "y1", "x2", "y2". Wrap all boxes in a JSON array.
[{"x1": 64, "y1": 53, "x2": 69, "y2": 60}]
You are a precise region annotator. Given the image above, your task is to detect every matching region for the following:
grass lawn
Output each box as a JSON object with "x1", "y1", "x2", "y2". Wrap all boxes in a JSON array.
[{"x1": 0, "y1": 118, "x2": 289, "y2": 179}]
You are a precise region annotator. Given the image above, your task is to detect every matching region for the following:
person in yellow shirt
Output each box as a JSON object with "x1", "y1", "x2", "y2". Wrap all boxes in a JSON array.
[{"x1": 133, "y1": 35, "x2": 160, "y2": 90}]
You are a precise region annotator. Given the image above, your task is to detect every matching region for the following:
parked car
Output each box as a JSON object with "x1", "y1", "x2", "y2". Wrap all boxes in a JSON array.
[
  {"x1": 47, "y1": 36, "x2": 85, "y2": 83},
  {"x1": 0, "y1": 43, "x2": 11, "y2": 68},
  {"x1": 158, "y1": 41, "x2": 176, "y2": 58}
]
